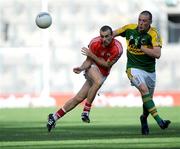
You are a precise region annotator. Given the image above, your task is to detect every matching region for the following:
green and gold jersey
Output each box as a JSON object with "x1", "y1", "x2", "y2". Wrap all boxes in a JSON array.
[{"x1": 116, "y1": 24, "x2": 162, "y2": 72}]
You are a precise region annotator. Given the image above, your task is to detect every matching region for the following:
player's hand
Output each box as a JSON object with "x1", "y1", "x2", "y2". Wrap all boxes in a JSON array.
[
  {"x1": 73, "y1": 67, "x2": 82, "y2": 74},
  {"x1": 81, "y1": 47, "x2": 93, "y2": 58}
]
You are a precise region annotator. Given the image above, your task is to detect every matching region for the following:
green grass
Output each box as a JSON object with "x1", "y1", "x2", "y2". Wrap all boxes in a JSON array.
[{"x1": 0, "y1": 107, "x2": 180, "y2": 149}]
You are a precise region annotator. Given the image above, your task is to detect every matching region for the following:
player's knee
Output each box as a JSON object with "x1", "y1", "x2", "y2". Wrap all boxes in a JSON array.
[
  {"x1": 138, "y1": 85, "x2": 149, "y2": 95},
  {"x1": 94, "y1": 79, "x2": 103, "y2": 88}
]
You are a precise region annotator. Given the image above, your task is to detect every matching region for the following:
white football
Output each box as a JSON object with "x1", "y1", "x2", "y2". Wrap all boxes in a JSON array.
[{"x1": 35, "y1": 12, "x2": 52, "y2": 29}]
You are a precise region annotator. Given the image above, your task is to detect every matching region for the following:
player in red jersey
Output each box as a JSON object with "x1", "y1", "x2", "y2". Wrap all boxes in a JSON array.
[{"x1": 47, "y1": 25, "x2": 123, "y2": 132}]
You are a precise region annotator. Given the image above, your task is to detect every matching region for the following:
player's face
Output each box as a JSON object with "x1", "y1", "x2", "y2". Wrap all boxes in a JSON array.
[
  {"x1": 138, "y1": 14, "x2": 151, "y2": 33},
  {"x1": 100, "y1": 30, "x2": 113, "y2": 47}
]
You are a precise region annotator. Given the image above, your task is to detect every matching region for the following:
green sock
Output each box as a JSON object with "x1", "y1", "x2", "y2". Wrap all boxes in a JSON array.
[
  {"x1": 142, "y1": 93, "x2": 162, "y2": 123},
  {"x1": 143, "y1": 104, "x2": 149, "y2": 117}
]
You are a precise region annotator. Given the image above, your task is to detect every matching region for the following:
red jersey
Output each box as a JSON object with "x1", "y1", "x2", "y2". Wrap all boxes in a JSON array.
[{"x1": 89, "y1": 36, "x2": 123, "y2": 76}]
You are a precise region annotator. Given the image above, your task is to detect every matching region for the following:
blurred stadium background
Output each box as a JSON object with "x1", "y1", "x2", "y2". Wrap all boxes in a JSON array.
[{"x1": 0, "y1": 0, "x2": 180, "y2": 108}]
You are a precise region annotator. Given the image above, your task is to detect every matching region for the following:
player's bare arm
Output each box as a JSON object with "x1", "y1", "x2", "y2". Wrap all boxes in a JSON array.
[
  {"x1": 141, "y1": 46, "x2": 161, "y2": 59},
  {"x1": 81, "y1": 47, "x2": 118, "y2": 68},
  {"x1": 113, "y1": 30, "x2": 119, "y2": 37},
  {"x1": 73, "y1": 57, "x2": 92, "y2": 74}
]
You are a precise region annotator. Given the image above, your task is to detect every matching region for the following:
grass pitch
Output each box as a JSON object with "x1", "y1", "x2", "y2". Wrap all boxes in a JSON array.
[{"x1": 0, "y1": 107, "x2": 180, "y2": 149}]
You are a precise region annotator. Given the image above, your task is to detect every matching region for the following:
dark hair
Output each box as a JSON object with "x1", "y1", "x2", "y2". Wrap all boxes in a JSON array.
[
  {"x1": 100, "y1": 25, "x2": 113, "y2": 35},
  {"x1": 140, "y1": 10, "x2": 152, "y2": 22}
]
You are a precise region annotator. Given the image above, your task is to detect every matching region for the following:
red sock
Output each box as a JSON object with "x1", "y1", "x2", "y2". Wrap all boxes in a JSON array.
[
  {"x1": 55, "y1": 108, "x2": 66, "y2": 120},
  {"x1": 83, "y1": 102, "x2": 92, "y2": 114}
]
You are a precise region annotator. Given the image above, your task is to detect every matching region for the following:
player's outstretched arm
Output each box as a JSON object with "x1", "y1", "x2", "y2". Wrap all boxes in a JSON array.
[
  {"x1": 113, "y1": 30, "x2": 119, "y2": 38},
  {"x1": 73, "y1": 57, "x2": 92, "y2": 74}
]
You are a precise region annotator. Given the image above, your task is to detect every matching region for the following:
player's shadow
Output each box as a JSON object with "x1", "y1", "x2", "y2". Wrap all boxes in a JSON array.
[{"x1": 0, "y1": 121, "x2": 179, "y2": 142}]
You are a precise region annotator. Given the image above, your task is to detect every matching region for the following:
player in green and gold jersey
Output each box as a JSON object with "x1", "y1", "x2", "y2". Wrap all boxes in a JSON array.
[{"x1": 114, "y1": 10, "x2": 171, "y2": 135}]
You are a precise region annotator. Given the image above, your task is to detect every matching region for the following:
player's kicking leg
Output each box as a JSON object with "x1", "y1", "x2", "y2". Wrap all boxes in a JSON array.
[{"x1": 46, "y1": 81, "x2": 91, "y2": 132}]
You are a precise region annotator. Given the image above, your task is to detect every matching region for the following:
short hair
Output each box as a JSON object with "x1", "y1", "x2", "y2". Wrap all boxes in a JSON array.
[
  {"x1": 100, "y1": 25, "x2": 113, "y2": 35},
  {"x1": 140, "y1": 10, "x2": 152, "y2": 22}
]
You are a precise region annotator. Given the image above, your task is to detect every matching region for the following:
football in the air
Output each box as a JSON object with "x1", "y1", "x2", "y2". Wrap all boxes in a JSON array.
[{"x1": 35, "y1": 12, "x2": 52, "y2": 29}]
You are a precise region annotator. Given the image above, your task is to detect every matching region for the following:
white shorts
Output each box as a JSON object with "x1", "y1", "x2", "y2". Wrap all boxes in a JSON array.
[{"x1": 126, "y1": 68, "x2": 156, "y2": 90}]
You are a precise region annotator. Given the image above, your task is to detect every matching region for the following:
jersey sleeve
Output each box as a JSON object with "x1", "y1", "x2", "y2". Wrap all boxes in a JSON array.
[{"x1": 151, "y1": 31, "x2": 162, "y2": 47}]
